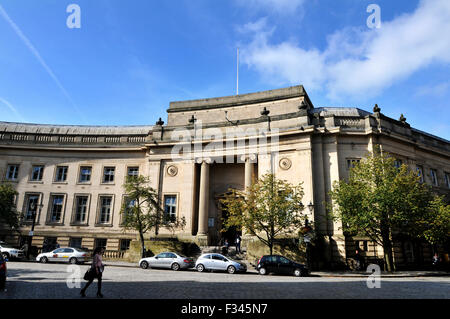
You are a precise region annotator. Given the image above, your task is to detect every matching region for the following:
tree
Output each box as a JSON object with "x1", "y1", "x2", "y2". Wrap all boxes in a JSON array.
[
  {"x1": 0, "y1": 182, "x2": 20, "y2": 232},
  {"x1": 330, "y1": 149, "x2": 437, "y2": 272},
  {"x1": 220, "y1": 173, "x2": 307, "y2": 255},
  {"x1": 121, "y1": 175, "x2": 185, "y2": 258}
]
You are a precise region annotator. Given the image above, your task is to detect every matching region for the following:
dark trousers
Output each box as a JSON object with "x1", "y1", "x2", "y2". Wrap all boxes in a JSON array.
[{"x1": 81, "y1": 271, "x2": 102, "y2": 294}]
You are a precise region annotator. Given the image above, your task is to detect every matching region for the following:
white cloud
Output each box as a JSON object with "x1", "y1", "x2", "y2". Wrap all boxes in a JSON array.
[
  {"x1": 0, "y1": 97, "x2": 26, "y2": 122},
  {"x1": 240, "y1": 0, "x2": 450, "y2": 100}
]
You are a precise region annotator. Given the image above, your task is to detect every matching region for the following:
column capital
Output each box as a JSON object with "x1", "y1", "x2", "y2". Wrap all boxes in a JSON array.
[
  {"x1": 195, "y1": 157, "x2": 213, "y2": 164},
  {"x1": 240, "y1": 153, "x2": 257, "y2": 163}
]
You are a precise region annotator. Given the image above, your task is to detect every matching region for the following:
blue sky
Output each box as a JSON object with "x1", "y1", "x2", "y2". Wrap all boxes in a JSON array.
[{"x1": 0, "y1": 0, "x2": 449, "y2": 139}]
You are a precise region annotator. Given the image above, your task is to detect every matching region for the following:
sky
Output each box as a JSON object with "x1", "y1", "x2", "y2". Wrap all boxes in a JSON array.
[{"x1": 0, "y1": 0, "x2": 449, "y2": 140}]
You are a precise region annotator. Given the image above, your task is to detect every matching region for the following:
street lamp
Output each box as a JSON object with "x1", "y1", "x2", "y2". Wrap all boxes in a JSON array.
[
  {"x1": 27, "y1": 201, "x2": 42, "y2": 259},
  {"x1": 304, "y1": 202, "x2": 314, "y2": 270}
]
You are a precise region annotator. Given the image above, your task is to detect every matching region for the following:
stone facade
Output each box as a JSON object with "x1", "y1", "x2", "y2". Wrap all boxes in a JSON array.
[{"x1": 0, "y1": 85, "x2": 449, "y2": 268}]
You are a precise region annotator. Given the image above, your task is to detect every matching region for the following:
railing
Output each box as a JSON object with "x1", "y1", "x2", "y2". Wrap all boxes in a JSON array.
[{"x1": 103, "y1": 250, "x2": 126, "y2": 260}]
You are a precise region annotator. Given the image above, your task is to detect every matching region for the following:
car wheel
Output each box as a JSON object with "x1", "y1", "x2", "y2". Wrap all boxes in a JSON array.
[
  {"x1": 140, "y1": 261, "x2": 149, "y2": 269},
  {"x1": 258, "y1": 267, "x2": 267, "y2": 275},
  {"x1": 196, "y1": 264, "x2": 205, "y2": 272},
  {"x1": 40, "y1": 256, "x2": 48, "y2": 263},
  {"x1": 69, "y1": 258, "x2": 78, "y2": 264},
  {"x1": 171, "y1": 263, "x2": 180, "y2": 271},
  {"x1": 227, "y1": 265, "x2": 236, "y2": 274},
  {"x1": 294, "y1": 268, "x2": 302, "y2": 277}
]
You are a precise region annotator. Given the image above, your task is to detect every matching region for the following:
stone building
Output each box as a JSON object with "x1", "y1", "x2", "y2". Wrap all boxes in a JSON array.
[{"x1": 0, "y1": 85, "x2": 449, "y2": 268}]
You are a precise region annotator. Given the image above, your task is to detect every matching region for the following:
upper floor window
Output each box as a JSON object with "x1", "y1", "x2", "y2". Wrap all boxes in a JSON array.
[
  {"x1": 394, "y1": 159, "x2": 403, "y2": 169},
  {"x1": 79, "y1": 166, "x2": 92, "y2": 183},
  {"x1": 49, "y1": 195, "x2": 65, "y2": 223},
  {"x1": 54, "y1": 166, "x2": 68, "y2": 182},
  {"x1": 163, "y1": 195, "x2": 177, "y2": 223},
  {"x1": 127, "y1": 167, "x2": 139, "y2": 178},
  {"x1": 6, "y1": 164, "x2": 19, "y2": 181},
  {"x1": 347, "y1": 159, "x2": 360, "y2": 169},
  {"x1": 30, "y1": 165, "x2": 44, "y2": 181},
  {"x1": 416, "y1": 166, "x2": 424, "y2": 183},
  {"x1": 103, "y1": 167, "x2": 115, "y2": 183},
  {"x1": 74, "y1": 195, "x2": 89, "y2": 224},
  {"x1": 444, "y1": 172, "x2": 450, "y2": 189},
  {"x1": 24, "y1": 194, "x2": 39, "y2": 222},
  {"x1": 98, "y1": 196, "x2": 113, "y2": 224},
  {"x1": 430, "y1": 169, "x2": 438, "y2": 186}
]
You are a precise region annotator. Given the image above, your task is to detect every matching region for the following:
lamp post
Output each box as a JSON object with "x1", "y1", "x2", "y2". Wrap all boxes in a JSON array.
[
  {"x1": 304, "y1": 202, "x2": 314, "y2": 270},
  {"x1": 27, "y1": 201, "x2": 42, "y2": 259}
]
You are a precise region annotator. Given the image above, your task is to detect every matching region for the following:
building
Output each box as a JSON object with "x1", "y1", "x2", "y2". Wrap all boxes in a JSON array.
[{"x1": 1, "y1": 85, "x2": 449, "y2": 268}]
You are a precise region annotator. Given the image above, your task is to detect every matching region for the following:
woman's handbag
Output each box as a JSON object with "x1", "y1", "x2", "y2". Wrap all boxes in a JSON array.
[{"x1": 83, "y1": 268, "x2": 94, "y2": 281}]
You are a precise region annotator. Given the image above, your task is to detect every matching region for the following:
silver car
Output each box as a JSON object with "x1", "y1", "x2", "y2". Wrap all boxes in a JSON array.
[
  {"x1": 195, "y1": 253, "x2": 247, "y2": 274},
  {"x1": 139, "y1": 252, "x2": 195, "y2": 271},
  {"x1": 36, "y1": 247, "x2": 91, "y2": 264}
]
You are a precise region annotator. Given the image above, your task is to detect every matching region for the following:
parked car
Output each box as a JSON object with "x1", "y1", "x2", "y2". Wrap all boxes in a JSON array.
[
  {"x1": 36, "y1": 247, "x2": 91, "y2": 264},
  {"x1": 195, "y1": 253, "x2": 247, "y2": 274},
  {"x1": 0, "y1": 253, "x2": 6, "y2": 290},
  {"x1": 0, "y1": 243, "x2": 25, "y2": 260},
  {"x1": 139, "y1": 252, "x2": 195, "y2": 271},
  {"x1": 256, "y1": 255, "x2": 309, "y2": 277}
]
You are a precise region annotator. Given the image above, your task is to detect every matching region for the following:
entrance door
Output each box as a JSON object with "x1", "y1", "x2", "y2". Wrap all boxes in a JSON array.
[{"x1": 221, "y1": 209, "x2": 238, "y2": 246}]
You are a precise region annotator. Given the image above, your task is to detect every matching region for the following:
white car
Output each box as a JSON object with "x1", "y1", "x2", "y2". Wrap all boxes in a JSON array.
[
  {"x1": 0, "y1": 243, "x2": 25, "y2": 260},
  {"x1": 36, "y1": 247, "x2": 91, "y2": 264},
  {"x1": 195, "y1": 253, "x2": 247, "y2": 274},
  {"x1": 139, "y1": 252, "x2": 195, "y2": 271}
]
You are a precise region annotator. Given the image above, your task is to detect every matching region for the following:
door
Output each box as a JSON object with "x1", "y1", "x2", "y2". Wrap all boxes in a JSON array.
[
  {"x1": 201, "y1": 254, "x2": 213, "y2": 269},
  {"x1": 211, "y1": 254, "x2": 228, "y2": 271},
  {"x1": 163, "y1": 253, "x2": 177, "y2": 269},
  {"x1": 153, "y1": 253, "x2": 166, "y2": 268},
  {"x1": 265, "y1": 256, "x2": 278, "y2": 273},
  {"x1": 278, "y1": 256, "x2": 293, "y2": 274},
  {"x1": 61, "y1": 248, "x2": 74, "y2": 262},
  {"x1": 49, "y1": 248, "x2": 64, "y2": 262}
]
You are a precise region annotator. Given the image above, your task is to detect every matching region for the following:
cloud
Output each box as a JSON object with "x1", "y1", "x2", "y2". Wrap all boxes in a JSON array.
[
  {"x1": 0, "y1": 97, "x2": 26, "y2": 122},
  {"x1": 415, "y1": 81, "x2": 450, "y2": 98},
  {"x1": 240, "y1": 0, "x2": 450, "y2": 101}
]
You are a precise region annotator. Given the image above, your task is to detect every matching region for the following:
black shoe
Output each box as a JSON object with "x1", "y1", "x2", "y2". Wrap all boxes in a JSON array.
[
  {"x1": 80, "y1": 290, "x2": 86, "y2": 298},
  {"x1": 97, "y1": 292, "x2": 103, "y2": 298}
]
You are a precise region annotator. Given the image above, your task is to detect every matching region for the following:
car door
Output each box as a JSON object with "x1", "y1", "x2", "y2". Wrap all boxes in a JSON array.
[
  {"x1": 152, "y1": 253, "x2": 166, "y2": 268},
  {"x1": 163, "y1": 253, "x2": 177, "y2": 269},
  {"x1": 278, "y1": 256, "x2": 293, "y2": 274},
  {"x1": 49, "y1": 248, "x2": 63, "y2": 262},
  {"x1": 210, "y1": 254, "x2": 225, "y2": 270},
  {"x1": 200, "y1": 254, "x2": 212, "y2": 269},
  {"x1": 61, "y1": 248, "x2": 74, "y2": 262},
  {"x1": 265, "y1": 256, "x2": 278, "y2": 273}
]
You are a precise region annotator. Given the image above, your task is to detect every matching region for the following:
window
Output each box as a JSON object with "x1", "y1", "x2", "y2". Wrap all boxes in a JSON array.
[
  {"x1": 127, "y1": 167, "x2": 139, "y2": 178},
  {"x1": 30, "y1": 165, "x2": 44, "y2": 181},
  {"x1": 24, "y1": 194, "x2": 39, "y2": 222},
  {"x1": 122, "y1": 197, "x2": 136, "y2": 224},
  {"x1": 430, "y1": 169, "x2": 438, "y2": 186},
  {"x1": 103, "y1": 167, "x2": 115, "y2": 183},
  {"x1": 416, "y1": 166, "x2": 424, "y2": 183},
  {"x1": 444, "y1": 172, "x2": 450, "y2": 189},
  {"x1": 279, "y1": 257, "x2": 290, "y2": 264},
  {"x1": 94, "y1": 238, "x2": 107, "y2": 250},
  {"x1": 163, "y1": 195, "x2": 177, "y2": 222},
  {"x1": 394, "y1": 159, "x2": 403, "y2": 169},
  {"x1": 347, "y1": 159, "x2": 360, "y2": 169},
  {"x1": 79, "y1": 166, "x2": 92, "y2": 183},
  {"x1": 63, "y1": 248, "x2": 74, "y2": 253},
  {"x1": 49, "y1": 195, "x2": 65, "y2": 223},
  {"x1": 54, "y1": 166, "x2": 68, "y2": 182},
  {"x1": 69, "y1": 237, "x2": 82, "y2": 249},
  {"x1": 99, "y1": 196, "x2": 113, "y2": 224},
  {"x1": 120, "y1": 239, "x2": 131, "y2": 251},
  {"x1": 74, "y1": 196, "x2": 89, "y2": 223},
  {"x1": 6, "y1": 164, "x2": 19, "y2": 181}
]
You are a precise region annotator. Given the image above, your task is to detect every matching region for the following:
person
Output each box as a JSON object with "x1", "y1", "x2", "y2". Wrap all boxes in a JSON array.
[
  {"x1": 235, "y1": 234, "x2": 241, "y2": 254},
  {"x1": 21, "y1": 242, "x2": 29, "y2": 259},
  {"x1": 354, "y1": 249, "x2": 363, "y2": 271},
  {"x1": 432, "y1": 253, "x2": 440, "y2": 270},
  {"x1": 223, "y1": 239, "x2": 229, "y2": 255},
  {"x1": 80, "y1": 247, "x2": 105, "y2": 298}
]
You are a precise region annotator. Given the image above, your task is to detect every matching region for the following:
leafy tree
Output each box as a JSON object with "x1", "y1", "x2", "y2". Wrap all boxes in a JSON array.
[
  {"x1": 0, "y1": 182, "x2": 20, "y2": 232},
  {"x1": 330, "y1": 150, "x2": 438, "y2": 272},
  {"x1": 121, "y1": 175, "x2": 185, "y2": 258},
  {"x1": 220, "y1": 173, "x2": 307, "y2": 255}
]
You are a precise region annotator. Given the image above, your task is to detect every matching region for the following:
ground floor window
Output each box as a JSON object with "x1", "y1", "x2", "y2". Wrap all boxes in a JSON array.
[
  {"x1": 69, "y1": 237, "x2": 82, "y2": 249},
  {"x1": 120, "y1": 239, "x2": 131, "y2": 251},
  {"x1": 94, "y1": 238, "x2": 107, "y2": 250},
  {"x1": 163, "y1": 195, "x2": 177, "y2": 222}
]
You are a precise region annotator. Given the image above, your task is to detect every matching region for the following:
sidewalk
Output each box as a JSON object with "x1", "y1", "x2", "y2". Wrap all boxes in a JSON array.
[{"x1": 103, "y1": 260, "x2": 450, "y2": 278}]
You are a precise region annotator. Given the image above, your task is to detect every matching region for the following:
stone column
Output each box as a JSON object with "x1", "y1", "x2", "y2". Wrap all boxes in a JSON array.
[
  {"x1": 242, "y1": 154, "x2": 256, "y2": 191},
  {"x1": 197, "y1": 159, "x2": 210, "y2": 236}
]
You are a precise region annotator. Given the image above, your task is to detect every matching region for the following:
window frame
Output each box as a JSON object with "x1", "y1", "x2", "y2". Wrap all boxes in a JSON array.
[
  {"x1": 163, "y1": 194, "x2": 178, "y2": 223},
  {"x1": 71, "y1": 194, "x2": 91, "y2": 226},
  {"x1": 22, "y1": 193, "x2": 43, "y2": 225},
  {"x1": 29, "y1": 165, "x2": 45, "y2": 182},
  {"x1": 46, "y1": 193, "x2": 67, "y2": 225},
  {"x1": 430, "y1": 168, "x2": 439, "y2": 187},
  {"x1": 5, "y1": 164, "x2": 20, "y2": 181},
  {"x1": 78, "y1": 165, "x2": 93, "y2": 184},
  {"x1": 54, "y1": 165, "x2": 69, "y2": 183},
  {"x1": 102, "y1": 166, "x2": 116, "y2": 184},
  {"x1": 96, "y1": 194, "x2": 115, "y2": 226}
]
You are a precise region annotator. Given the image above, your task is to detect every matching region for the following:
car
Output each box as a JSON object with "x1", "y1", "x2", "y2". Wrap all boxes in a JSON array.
[
  {"x1": 139, "y1": 252, "x2": 195, "y2": 271},
  {"x1": 36, "y1": 247, "x2": 91, "y2": 264},
  {"x1": 0, "y1": 243, "x2": 25, "y2": 260},
  {"x1": 0, "y1": 253, "x2": 6, "y2": 290},
  {"x1": 256, "y1": 255, "x2": 309, "y2": 277},
  {"x1": 195, "y1": 253, "x2": 247, "y2": 274}
]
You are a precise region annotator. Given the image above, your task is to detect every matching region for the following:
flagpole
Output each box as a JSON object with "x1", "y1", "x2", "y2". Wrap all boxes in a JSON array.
[{"x1": 236, "y1": 47, "x2": 239, "y2": 95}]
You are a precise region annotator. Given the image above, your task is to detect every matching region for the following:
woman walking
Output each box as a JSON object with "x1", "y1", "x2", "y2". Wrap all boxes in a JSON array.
[{"x1": 80, "y1": 246, "x2": 105, "y2": 298}]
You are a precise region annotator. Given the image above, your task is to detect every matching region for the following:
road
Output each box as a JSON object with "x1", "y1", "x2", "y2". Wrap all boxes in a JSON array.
[{"x1": 1, "y1": 261, "x2": 449, "y2": 299}]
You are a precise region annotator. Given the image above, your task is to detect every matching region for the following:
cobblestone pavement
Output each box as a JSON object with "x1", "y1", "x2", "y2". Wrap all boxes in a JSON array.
[{"x1": 1, "y1": 262, "x2": 449, "y2": 299}]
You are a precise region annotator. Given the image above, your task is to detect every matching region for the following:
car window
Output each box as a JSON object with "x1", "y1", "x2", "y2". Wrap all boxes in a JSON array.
[
  {"x1": 53, "y1": 248, "x2": 64, "y2": 253},
  {"x1": 265, "y1": 256, "x2": 277, "y2": 263},
  {"x1": 203, "y1": 254, "x2": 211, "y2": 259},
  {"x1": 279, "y1": 257, "x2": 290, "y2": 264},
  {"x1": 212, "y1": 255, "x2": 223, "y2": 261},
  {"x1": 167, "y1": 253, "x2": 177, "y2": 258},
  {"x1": 156, "y1": 253, "x2": 166, "y2": 258},
  {"x1": 63, "y1": 248, "x2": 74, "y2": 253}
]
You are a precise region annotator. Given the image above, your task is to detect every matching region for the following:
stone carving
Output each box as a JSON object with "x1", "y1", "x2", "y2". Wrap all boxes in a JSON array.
[
  {"x1": 279, "y1": 158, "x2": 292, "y2": 170},
  {"x1": 167, "y1": 165, "x2": 178, "y2": 177}
]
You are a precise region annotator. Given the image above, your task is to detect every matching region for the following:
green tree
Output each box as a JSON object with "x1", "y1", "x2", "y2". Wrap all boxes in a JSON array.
[
  {"x1": 121, "y1": 175, "x2": 185, "y2": 258},
  {"x1": 0, "y1": 182, "x2": 20, "y2": 232},
  {"x1": 220, "y1": 173, "x2": 307, "y2": 255},
  {"x1": 330, "y1": 150, "x2": 436, "y2": 272}
]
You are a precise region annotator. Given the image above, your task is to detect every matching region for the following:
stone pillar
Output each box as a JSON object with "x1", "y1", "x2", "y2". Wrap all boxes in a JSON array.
[
  {"x1": 242, "y1": 154, "x2": 256, "y2": 191},
  {"x1": 197, "y1": 159, "x2": 210, "y2": 237}
]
